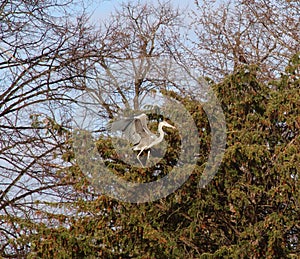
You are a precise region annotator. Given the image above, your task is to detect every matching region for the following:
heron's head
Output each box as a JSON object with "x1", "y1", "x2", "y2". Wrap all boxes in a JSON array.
[{"x1": 160, "y1": 121, "x2": 175, "y2": 129}]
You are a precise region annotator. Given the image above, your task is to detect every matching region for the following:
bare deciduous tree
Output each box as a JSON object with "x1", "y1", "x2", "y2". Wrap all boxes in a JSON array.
[
  {"x1": 0, "y1": 1, "x2": 104, "y2": 256},
  {"x1": 186, "y1": 0, "x2": 299, "y2": 81},
  {"x1": 79, "y1": 1, "x2": 183, "y2": 120}
]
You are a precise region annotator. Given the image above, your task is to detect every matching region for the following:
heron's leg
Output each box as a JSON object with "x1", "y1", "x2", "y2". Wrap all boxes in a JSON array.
[
  {"x1": 137, "y1": 149, "x2": 145, "y2": 167},
  {"x1": 145, "y1": 150, "x2": 151, "y2": 166},
  {"x1": 137, "y1": 157, "x2": 144, "y2": 168},
  {"x1": 147, "y1": 150, "x2": 151, "y2": 160}
]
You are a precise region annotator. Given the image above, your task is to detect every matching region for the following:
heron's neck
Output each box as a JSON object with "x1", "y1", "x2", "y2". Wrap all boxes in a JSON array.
[
  {"x1": 147, "y1": 123, "x2": 165, "y2": 149},
  {"x1": 157, "y1": 123, "x2": 165, "y2": 141}
]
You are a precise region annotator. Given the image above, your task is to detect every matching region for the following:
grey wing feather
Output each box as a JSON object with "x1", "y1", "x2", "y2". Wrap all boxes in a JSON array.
[
  {"x1": 123, "y1": 119, "x2": 141, "y2": 145},
  {"x1": 135, "y1": 114, "x2": 154, "y2": 137},
  {"x1": 107, "y1": 113, "x2": 154, "y2": 146},
  {"x1": 107, "y1": 118, "x2": 133, "y2": 132},
  {"x1": 107, "y1": 117, "x2": 141, "y2": 145}
]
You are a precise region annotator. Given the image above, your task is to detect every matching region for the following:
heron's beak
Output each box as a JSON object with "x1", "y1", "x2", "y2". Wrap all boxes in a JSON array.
[{"x1": 166, "y1": 123, "x2": 175, "y2": 129}]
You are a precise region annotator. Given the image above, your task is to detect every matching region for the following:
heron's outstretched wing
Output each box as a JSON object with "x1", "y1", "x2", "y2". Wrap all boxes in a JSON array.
[
  {"x1": 123, "y1": 119, "x2": 141, "y2": 145},
  {"x1": 108, "y1": 113, "x2": 153, "y2": 145},
  {"x1": 134, "y1": 114, "x2": 155, "y2": 137},
  {"x1": 107, "y1": 118, "x2": 133, "y2": 132}
]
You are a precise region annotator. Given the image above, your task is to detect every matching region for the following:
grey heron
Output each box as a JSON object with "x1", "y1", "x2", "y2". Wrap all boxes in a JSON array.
[{"x1": 108, "y1": 113, "x2": 175, "y2": 167}]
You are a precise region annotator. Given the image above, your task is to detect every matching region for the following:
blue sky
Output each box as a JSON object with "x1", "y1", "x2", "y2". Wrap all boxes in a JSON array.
[{"x1": 88, "y1": 0, "x2": 197, "y2": 22}]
